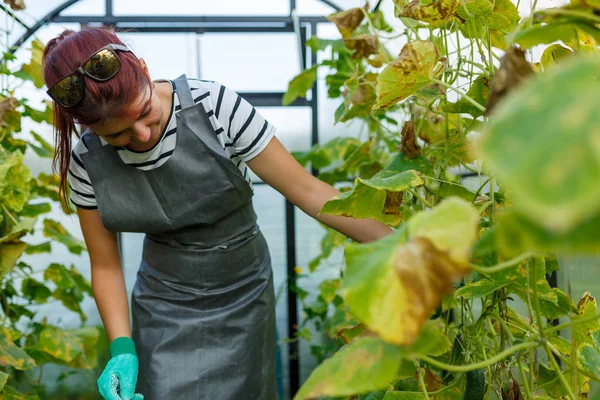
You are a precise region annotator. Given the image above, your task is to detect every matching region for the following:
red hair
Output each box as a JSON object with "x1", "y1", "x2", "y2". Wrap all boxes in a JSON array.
[{"x1": 42, "y1": 26, "x2": 152, "y2": 210}]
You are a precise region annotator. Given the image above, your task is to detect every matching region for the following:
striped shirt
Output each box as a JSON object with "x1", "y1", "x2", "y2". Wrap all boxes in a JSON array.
[{"x1": 68, "y1": 78, "x2": 275, "y2": 210}]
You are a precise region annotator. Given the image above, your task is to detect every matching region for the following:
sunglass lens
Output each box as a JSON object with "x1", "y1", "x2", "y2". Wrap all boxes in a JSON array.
[
  {"x1": 84, "y1": 49, "x2": 120, "y2": 80},
  {"x1": 49, "y1": 74, "x2": 85, "y2": 108}
]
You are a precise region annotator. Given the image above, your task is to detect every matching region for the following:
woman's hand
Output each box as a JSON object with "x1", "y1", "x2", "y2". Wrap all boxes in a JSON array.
[
  {"x1": 246, "y1": 137, "x2": 393, "y2": 243},
  {"x1": 97, "y1": 337, "x2": 144, "y2": 400}
]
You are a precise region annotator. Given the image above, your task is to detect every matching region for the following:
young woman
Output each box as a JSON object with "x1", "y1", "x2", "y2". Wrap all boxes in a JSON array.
[{"x1": 42, "y1": 26, "x2": 392, "y2": 400}]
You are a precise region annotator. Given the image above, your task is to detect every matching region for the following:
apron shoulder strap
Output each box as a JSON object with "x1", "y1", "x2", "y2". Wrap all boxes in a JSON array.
[
  {"x1": 173, "y1": 74, "x2": 195, "y2": 110},
  {"x1": 81, "y1": 129, "x2": 102, "y2": 151}
]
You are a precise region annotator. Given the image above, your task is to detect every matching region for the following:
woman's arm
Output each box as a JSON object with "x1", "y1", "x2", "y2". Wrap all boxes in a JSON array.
[
  {"x1": 246, "y1": 137, "x2": 393, "y2": 243},
  {"x1": 77, "y1": 208, "x2": 131, "y2": 341}
]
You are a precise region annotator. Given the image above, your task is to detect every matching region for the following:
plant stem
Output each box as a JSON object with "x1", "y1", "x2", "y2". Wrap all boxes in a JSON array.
[
  {"x1": 471, "y1": 252, "x2": 535, "y2": 274},
  {"x1": 408, "y1": 188, "x2": 433, "y2": 208},
  {"x1": 545, "y1": 340, "x2": 577, "y2": 400},
  {"x1": 416, "y1": 361, "x2": 431, "y2": 400},
  {"x1": 429, "y1": 78, "x2": 487, "y2": 112},
  {"x1": 486, "y1": 311, "x2": 515, "y2": 342},
  {"x1": 517, "y1": 354, "x2": 534, "y2": 400},
  {"x1": 419, "y1": 341, "x2": 539, "y2": 372},
  {"x1": 530, "y1": 258, "x2": 576, "y2": 399}
]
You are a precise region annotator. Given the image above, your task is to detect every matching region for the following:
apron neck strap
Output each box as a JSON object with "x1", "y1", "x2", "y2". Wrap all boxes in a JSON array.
[
  {"x1": 81, "y1": 130, "x2": 102, "y2": 151},
  {"x1": 173, "y1": 74, "x2": 195, "y2": 110}
]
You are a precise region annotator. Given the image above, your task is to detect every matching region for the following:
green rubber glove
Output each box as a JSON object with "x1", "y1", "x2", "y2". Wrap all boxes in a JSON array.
[{"x1": 97, "y1": 337, "x2": 144, "y2": 400}]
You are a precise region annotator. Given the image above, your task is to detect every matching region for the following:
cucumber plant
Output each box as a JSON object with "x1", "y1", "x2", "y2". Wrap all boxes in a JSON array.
[{"x1": 286, "y1": 0, "x2": 600, "y2": 398}]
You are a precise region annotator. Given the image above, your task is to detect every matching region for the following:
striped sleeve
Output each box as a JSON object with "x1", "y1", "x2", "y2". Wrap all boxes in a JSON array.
[
  {"x1": 210, "y1": 83, "x2": 276, "y2": 162},
  {"x1": 68, "y1": 141, "x2": 98, "y2": 209}
]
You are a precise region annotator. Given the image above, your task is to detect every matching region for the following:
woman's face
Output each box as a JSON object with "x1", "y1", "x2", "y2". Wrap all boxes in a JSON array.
[{"x1": 90, "y1": 85, "x2": 164, "y2": 151}]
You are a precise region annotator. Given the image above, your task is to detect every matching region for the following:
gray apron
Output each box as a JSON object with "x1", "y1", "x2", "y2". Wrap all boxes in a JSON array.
[{"x1": 80, "y1": 75, "x2": 277, "y2": 400}]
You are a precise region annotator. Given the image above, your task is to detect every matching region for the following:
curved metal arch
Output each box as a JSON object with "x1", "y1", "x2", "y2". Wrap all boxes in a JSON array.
[
  {"x1": 6, "y1": 0, "x2": 342, "y2": 56},
  {"x1": 8, "y1": 0, "x2": 82, "y2": 54}
]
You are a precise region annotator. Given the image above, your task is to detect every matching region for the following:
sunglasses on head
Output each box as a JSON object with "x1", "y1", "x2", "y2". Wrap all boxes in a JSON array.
[{"x1": 46, "y1": 43, "x2": 132, "y2": 108}]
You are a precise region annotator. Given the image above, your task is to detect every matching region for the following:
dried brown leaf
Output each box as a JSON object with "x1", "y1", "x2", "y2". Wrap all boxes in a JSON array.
[
  {"x1": 486, "y1": 46, "x2": 534, "y2": 116},
  {"x1": 400, "y1": 120, "x2": 421, "y2": 158},
  {"x1": 327, "y1": 2, "x2": 370, "y2": 38}
]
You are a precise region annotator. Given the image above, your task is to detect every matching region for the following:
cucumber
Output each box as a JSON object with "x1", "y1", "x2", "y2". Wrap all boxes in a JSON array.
[
  {"x1": 442, "y1": 334, "x2": 464, "y2": 384},
  {"x1": 463, "y1": 369, "x2": 486, "y2": 400}
]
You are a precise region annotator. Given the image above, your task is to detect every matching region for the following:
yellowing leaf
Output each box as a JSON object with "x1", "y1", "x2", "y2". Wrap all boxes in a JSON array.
[
  {"x1": 321, "y1": 153, "x2": 428, "y2": 226},
  {"x1": 342, "y1": 199, "x2": 478, "y2": 345},
  {"x1": 573, "y1": 292, "x2": 600, "y2": 347},
  {"x1": 374, "y1": 41, "x2": 443, "y2": 110},
  {"x1": 37, "y1": 326, "x2": 85, "y2": 363},
  {"x1": 398, "y1": 0, "x2": 461, "y2": 24},
  {"x1": 540, "y1": 44, "x2": 573, "y2": 70},
  {"x1": 0, "y1": 242, "x2": 28, "y2": 281},
  {"x1": 0, "y1": 328, "x2": 36, "y2": 370},
  {"x1": 345, "y1": 34, "x2": 380, "y2": 59},
  {"x1": 293, "y1": 337, "x2": 404, "y2": 399},
  {"x1": 327, "y1": 3, "x2": 369, "y2": 38},
  {"x1": 408, "y1": 197, "x2": 479, "y2": 265}
]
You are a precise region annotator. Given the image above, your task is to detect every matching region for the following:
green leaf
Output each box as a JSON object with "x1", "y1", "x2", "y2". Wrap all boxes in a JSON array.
[
  {"x1": 490, "y1": 257, "x2": 557, "y2": 305},
  {"x1": 0, "y1": 217, "x2": 36, "y2": 244},
  {"x1": 306, "y1": 37, "x2": 346, "y2": 53},
  {"x1": 44, "y1": 263, "x2": 90, "y2": 321},
  {"x1": 0, "y1": 242, "x2": 28, "y2": 280},
  {"x1": 455, "y1": 279, "x2": 507, "y2": 299},
  {"x1": 20, "y1": 202, "x2": 51, "y2": 217},
  {"x1": 0, "y1": 370, "x2": 8, "y2": 391},
  {"x1": 512, "y1": 22, "x2": 600, "y2": 49},
  {"x1": 477, "y1": 54, "x2": 600, "y2": 234},
  {"x1": 441, "y1": 76, "x2": 489, "y2": 118},
  {"x1": 458, "y1": 0, "x2": 511, "y2": 38},
  {"x1": 21, "y1": 278, "x2": 52, "y2": 303},
  {"x1": 24, "y1": 241, "x2": 52, "y2": 255},
  {"x1": 22, "y1": 104, "x2": 53, "y2": 125},
  {"x1": 371, "y1": 11, "x2": 394, "y2": 32},
  {"x1": 319, "y1": 279, "x2": 341, "y2": 304},
  {"x1": 322, "y1": 165, "x2": 423, "y2": 225},
  {"x1": 67, "y1": 326, "x2": 101, "y2": 369},
  {"x1": 577, "y1": 343, "x2": 600, "y2": 378},
  {"x1": 51, "y1": 289, "x2": 86, "y2": 322},
  {"x1": 0, "y1": 328, "x2": 36, "y2": 370},
  {"x1": 43, "y1": 219, "x2": 86, "y2": 254},
  {"x1": 436, "y1": 181, "x2": 478, "y2": 202},
  {"x1": 495, "y1": 209, "x2": 600, "y2": 256},
  {"x1": 299, "y1": 137, "x2": 362, "y2": 169},
  {"x1": 293, "y1": 337, "x2": 404, "y2": 400},
  {"x1": 374, "y1": 41, "x2": 443, "y2": 110},
  {"x1": 406, "y1": 320, "x2": 452, "y2": 357},
  {"x1": 0, "y1": 385, "x2": 40, "y2": 399},
  {"x1": 342, "y1": 199, "x2": 478, "y2": 345},
  {"x1": 283, "y1": 66, "x2": 318, "y2": 106},
  {"x1": 360, "y1": 391, "x2": 388, "y2": 400},
  {"x1": 539, "y1": 288, "x2": 577, "y2": 319}
]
